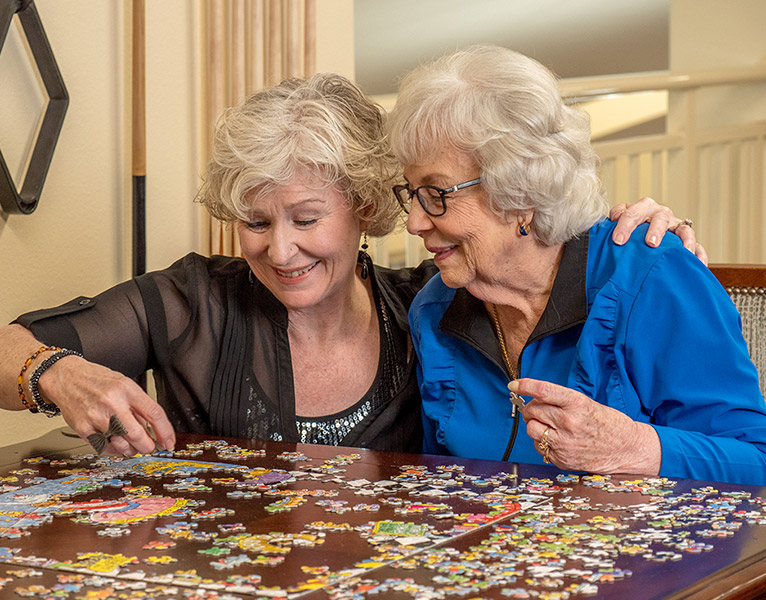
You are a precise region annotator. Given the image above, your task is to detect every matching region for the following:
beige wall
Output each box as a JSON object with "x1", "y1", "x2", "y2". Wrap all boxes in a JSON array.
[
  {"x1": 0, "y1": 1, "x2": 205, "y2": 323},
  {"x1": 1, "y1": 1, "x2": 207, "y2": 444},
  {"x1": 0, "y1": 0, "x2": 354, "y2": 445},
  {"x1": 667, "y1": 0, "x2": 766, "y2": 262},
  {"x1": 316, "y1": 0, "x2": 355, "y2": 79}
]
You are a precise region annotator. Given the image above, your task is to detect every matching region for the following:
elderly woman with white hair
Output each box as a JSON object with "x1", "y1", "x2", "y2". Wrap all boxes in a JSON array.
[{"x1": 389, "y1": 45, "x2": 766, "y2": 485}]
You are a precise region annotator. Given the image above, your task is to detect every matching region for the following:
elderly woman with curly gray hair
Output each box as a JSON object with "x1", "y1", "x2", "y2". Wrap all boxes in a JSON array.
[{"x1": 390, "y1": 45, "x2": 766, "y2": 485}]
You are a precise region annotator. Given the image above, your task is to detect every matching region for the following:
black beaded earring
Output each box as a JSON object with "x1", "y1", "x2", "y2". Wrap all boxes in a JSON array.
[{"x1": 360, "y1": 232, "x2": 370, "y2": 279}]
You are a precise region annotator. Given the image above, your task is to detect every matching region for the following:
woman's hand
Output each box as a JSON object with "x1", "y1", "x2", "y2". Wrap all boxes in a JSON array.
[
  {"x1": 510, "y1": 378, "x2": 661, "y2": 476},
  {"x1": 610, "y1": 197, "x2": 708, "y2": 265},
  {"x1": 39, "y1": 354, "x2": 176, "y2": 456}
]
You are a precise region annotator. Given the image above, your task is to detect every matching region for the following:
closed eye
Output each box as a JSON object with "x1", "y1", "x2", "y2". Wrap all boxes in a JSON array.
[
  {"x1": 295, "y1": 219, "x2": 318, "y2": 227},
  {"x1": 246, "y1": 221, "x2": 269, "y2": 231}
]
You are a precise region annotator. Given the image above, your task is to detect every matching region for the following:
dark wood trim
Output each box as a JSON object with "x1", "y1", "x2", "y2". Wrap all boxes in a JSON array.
[
  {"x1": 665, "y1": 548, "x2": 766, "y2": 600},
  {"x1": 709, "y1": 264, "x2": 766, "y2": 288}
]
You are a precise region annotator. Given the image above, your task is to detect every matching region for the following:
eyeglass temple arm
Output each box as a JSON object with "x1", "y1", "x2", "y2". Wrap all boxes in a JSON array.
[{"x1": 447, "y1": 178, "x2": 482, "y2": 193}]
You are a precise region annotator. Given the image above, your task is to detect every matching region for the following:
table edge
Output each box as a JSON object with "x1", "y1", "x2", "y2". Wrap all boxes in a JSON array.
[{"x1": 666, "y1": 547, "x2": 766, "y2": 600}]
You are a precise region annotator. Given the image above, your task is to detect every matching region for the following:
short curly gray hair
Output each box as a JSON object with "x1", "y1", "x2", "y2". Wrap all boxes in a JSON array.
[
  {"x1": 198, "y1": 73, "x2": 402, "y2": 237},
  {"x1": 388, "y1": 45, "x2": 608, "y2": 245}
]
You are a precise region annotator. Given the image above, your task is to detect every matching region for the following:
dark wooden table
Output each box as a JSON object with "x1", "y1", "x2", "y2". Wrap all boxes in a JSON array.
[{"x1": 0, "y1": 429, "x2": 764, "y2": 599}]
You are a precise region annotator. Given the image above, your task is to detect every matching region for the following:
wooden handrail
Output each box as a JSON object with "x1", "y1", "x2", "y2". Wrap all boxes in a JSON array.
[
  {"x1": 374, "y1": 66, "x2": 766, "y2": 111},
  {"x1": 559, "y1": 66, "x2": 766, "y2": 101}
]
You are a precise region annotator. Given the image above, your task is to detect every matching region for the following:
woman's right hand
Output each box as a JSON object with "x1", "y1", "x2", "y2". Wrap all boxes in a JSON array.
[
  {"x1": 38, "y1": 354, "x2": 176, "y2": 455},
  {"x1": 511, "y1": 378, "x2": 661, "y2": 476}
]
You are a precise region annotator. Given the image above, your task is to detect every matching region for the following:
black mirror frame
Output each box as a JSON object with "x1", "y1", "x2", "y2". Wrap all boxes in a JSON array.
[{"x1": 0, "y1": 0, "x2": 68, "y2": 215}]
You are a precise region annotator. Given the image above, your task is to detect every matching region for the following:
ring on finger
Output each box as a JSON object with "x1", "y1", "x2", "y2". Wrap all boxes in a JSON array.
[
  {"x1": 538, "y1": 427, "x2": 552, "y2": 464},
  {"x1": 674, "y1": 218, "x2": 694, "y2": 231},
  {"x1": 86, "y1": 414, "x2": 128, "y2": 454}
]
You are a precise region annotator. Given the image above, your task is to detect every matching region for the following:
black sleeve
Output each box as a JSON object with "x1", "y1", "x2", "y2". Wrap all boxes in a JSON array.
[
  {"x1": 10, "y1": 252, "x2": 214, "y2": 380},
  {"x1": 13, "y1": 279, "x2": 152, "y2": 380},
  {"x1": 14, "y1": 296, "x2": 95, "y2": 352}
]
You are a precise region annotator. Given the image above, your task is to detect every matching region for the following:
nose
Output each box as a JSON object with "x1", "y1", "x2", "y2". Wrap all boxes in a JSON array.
[
  {"x1": 267, "y1": 223, "x2": 298, "y2": 265},
  {"x1": 405, "y1": 197, "x2": 434, "y2": 238}
]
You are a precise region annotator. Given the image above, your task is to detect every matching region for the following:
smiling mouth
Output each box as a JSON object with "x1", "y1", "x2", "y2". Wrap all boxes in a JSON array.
[
  {"x1": 429, "y1": 245, "x2": 457, "y2": 258},
  {"x1": 276, "y1": 262, "x2": 319, "y2": 278}
]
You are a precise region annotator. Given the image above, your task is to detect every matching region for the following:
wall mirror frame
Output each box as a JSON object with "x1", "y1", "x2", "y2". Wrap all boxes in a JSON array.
[{"x1": 0, "y1": 0, "x2": 68, "y2": 215}]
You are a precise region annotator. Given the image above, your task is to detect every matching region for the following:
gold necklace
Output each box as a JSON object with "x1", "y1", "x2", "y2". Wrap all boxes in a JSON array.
[
  {"x1": 490, "y1": 303, "x2": 515, "y2": 379},
  {"x1": 489, "y1": 303, "x2": 526, "y2": 411}
]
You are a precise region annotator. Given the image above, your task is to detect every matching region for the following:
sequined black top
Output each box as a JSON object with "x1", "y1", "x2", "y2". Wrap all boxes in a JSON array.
[
  {"x1": 15, "y1": 253, "x2": 438, "y2": 452},
  {"x1": 295, "y1": 285, "x2": 403, "y2": 445}
]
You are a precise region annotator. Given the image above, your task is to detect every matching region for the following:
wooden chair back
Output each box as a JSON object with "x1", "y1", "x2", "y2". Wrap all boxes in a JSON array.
[{"x1": 709, "y1": 264, "x2": 766, "y2": 398}]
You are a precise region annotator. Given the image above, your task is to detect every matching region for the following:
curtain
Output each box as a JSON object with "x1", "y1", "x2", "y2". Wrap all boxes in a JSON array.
[{"x1": 204, "y1": 0, "x2": 316, "y2": 256}]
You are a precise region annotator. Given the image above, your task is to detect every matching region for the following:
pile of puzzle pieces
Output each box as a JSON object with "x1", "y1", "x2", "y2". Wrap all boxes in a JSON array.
[{"x1": 0, "y1": 439, "x2": 763, "y2": 599}]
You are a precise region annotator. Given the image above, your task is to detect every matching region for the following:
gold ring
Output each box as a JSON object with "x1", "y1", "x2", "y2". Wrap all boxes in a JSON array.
[
  {"x1": 675, "y1": 218, "x2": 693, "y2": 231},
  {"x1": 538, "y1": 427, "x2": 551, "y2": 464}
]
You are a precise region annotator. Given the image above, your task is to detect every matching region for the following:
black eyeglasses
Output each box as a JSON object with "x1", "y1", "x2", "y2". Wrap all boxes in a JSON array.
[{"x1": 392, "y1": 177, "x2": 482, "y2": 217}]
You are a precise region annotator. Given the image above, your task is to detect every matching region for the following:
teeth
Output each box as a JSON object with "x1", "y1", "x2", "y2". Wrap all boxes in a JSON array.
[{"x1": 277, "y1": 263, "x2": 316, "y2": 278}]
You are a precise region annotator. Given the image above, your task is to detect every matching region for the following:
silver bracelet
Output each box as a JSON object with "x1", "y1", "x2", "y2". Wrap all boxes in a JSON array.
[{"x1": 27, "y1": 349, "x2": 83, "y2": 417}]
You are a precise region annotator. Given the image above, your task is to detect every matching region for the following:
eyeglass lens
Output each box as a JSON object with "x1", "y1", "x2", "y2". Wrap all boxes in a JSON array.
[
  {"x1": 417, "y1": 187, "x2": 445, "y2": 215},
  {"x1": 393, "y1": 185, "x2": 445, "y2": 216},
  {"x1": 393, "y1": 186, "x2": 412, "y2": 213}
]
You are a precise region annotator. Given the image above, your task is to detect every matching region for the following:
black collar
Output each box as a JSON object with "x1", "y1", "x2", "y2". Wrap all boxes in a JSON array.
[{"x1": 439, "y1": 233, "x2": 589, "y2": 370}]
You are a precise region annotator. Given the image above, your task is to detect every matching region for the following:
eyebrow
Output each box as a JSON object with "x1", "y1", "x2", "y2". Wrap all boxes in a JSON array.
[
  {"x1": 250, "y1": 197, "x2": 326, "y2": 214},
  {"x1": 283, "y1": 198, "x2": 326, "y2": 209},
  {"x1": 404, "y1": 173, "x2": 451, "y2": 187}
]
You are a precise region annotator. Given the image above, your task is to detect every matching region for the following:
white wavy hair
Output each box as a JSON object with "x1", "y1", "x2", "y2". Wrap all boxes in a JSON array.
[{"x1": 388, "y1": 45, "x2": 608, "y2": 245}]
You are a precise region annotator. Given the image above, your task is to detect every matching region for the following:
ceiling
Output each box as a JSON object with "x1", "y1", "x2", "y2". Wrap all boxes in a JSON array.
[{"x1": 354, "y1": 0, "x2": 669, "y2": 97}]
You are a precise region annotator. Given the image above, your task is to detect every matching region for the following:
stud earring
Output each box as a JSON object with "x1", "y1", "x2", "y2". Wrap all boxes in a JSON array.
[
  {"x1": 519, "y1": 221, "x2": 530, "y2": 236},
  {"x1": 359, "y1": 232, "x2": 370, "y2": 279}
]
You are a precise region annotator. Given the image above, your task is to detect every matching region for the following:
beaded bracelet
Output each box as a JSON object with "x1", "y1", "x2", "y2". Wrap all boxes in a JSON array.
[
  {"x1": 27, "y1": 349, "x2": 83, "y2": 417},
  {"x1": 18, "y1": 345, "x2": 58, "y2": 411}
]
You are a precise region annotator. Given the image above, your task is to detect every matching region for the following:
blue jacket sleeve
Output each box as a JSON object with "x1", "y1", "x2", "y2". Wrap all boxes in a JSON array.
[{"x1": 624, "y1": 246, "x2": 766, "y2": 485}]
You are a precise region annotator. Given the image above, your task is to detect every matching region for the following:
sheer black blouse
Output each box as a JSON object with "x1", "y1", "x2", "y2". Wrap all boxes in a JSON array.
[{"x1": 15, "y1": 253, "x2": 438, "y2": 452}]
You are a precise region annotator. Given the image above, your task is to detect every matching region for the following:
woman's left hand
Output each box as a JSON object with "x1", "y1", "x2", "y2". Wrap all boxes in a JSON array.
[
  {"x1": 610, "y1": 197, "x2": 708, "y2": 265},
  {"x1": 510, "y1": 378, "x2": 661, "y2": 476}
]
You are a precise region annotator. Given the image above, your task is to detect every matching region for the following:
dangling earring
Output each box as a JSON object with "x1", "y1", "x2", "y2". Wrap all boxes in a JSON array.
[
  {"x1": 359, "y1": 232, "x2": 370, "y2": 280},
  {"x1": 519, "y1": 221, "x2": 530, "y2": 236}
]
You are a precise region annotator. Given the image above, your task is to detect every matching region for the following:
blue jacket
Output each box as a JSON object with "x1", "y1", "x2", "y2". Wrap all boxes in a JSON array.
[{"x1": 410, "y1": 220, "x2": 766, "y2": 485}]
